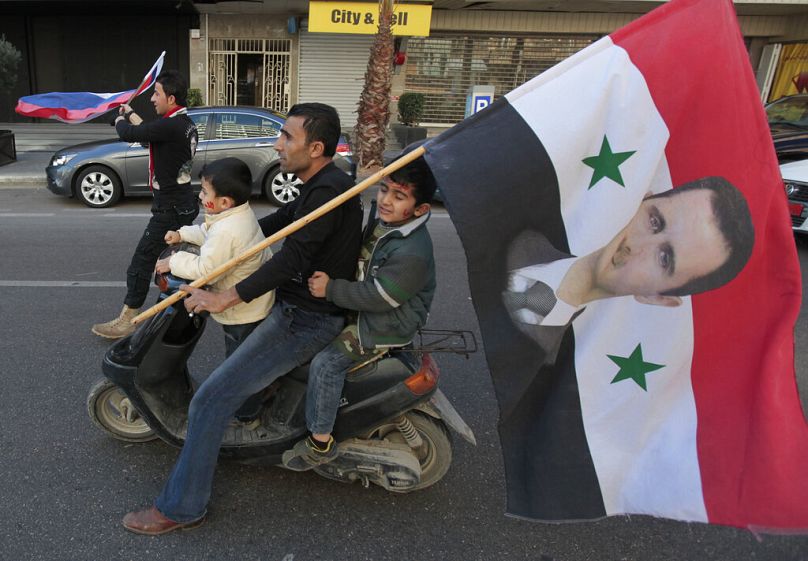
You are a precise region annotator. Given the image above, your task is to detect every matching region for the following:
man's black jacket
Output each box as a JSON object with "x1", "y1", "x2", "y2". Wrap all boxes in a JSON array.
[
  {"x1": 236, "y1": 162, "x2": 363, "y2": 314},
  {"x1": 115, "y1": 109, "x2": 197, "y2": 208}
]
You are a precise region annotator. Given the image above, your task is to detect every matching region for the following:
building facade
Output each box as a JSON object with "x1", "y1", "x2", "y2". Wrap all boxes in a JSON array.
[
  {"x1": 190, "y1": 0, "x2": 808, "y2": 130},
  {"x1": 3, "y1": 1, "x2": 808, "y2": 129}
]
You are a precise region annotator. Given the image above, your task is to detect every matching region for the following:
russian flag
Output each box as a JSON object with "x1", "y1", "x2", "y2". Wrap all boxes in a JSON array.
[
  {"x1": 15, "y1": 51, "x2": 165, "y2": 124},
  {"x1": 424, "y1": 0, "x2": 808, "y2": 530}
]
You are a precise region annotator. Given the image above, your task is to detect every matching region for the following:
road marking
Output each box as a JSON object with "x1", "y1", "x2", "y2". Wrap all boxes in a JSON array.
[
  {"x1": 0, "y1": 212, "x2": 151, "y2": 218},
  {"x1": 0, "y1": 213, "x2": 56, "y2": 217},
  {"x1": 0, "y1": 281, "x2": 126, "y2": 287},
  {"x1": 100, "y1": 213, "x2": 152, "y2": 217}
]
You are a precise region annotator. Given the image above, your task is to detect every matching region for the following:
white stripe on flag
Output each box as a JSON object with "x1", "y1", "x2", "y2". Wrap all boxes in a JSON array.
[
  {"x1": 576, "y1": 299, "x2": 705, "y2": 521},
  {"x1": 507, "y1": 38, "x2": 707, "y2": 521}
]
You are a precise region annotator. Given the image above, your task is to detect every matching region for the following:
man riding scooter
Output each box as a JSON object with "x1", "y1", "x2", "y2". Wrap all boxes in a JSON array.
[{"x1": 123, "y1": 102, "x2": 364, "y2": 535}]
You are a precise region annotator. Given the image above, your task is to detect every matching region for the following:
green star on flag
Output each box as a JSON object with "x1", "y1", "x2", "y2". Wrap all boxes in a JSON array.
[
  {"x1": 582, "y1": 135, "x2": 636, "y2": 189},
  {"x1": 608, "y1": 343, "x2": 664, "y2": 391}
]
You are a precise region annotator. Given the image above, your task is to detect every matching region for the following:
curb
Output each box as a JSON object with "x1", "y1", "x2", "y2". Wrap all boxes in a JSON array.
[{"x1": 0, "y1": 177, "x2": 47, "y2": 187}]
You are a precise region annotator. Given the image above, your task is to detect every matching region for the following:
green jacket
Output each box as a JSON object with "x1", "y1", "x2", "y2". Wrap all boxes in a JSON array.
[{"x1": 325, "y1": 206, "x2": 436, "y2": 350}]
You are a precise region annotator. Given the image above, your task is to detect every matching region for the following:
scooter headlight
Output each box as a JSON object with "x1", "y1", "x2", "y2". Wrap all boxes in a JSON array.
[{"x1": 154, "y1": 242, "x2": 200, "y2": 294}]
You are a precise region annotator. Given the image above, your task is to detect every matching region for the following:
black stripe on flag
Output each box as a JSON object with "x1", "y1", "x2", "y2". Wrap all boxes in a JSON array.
[{"x1": 424, "y1": 98, "x2": 606, "y2": 520}]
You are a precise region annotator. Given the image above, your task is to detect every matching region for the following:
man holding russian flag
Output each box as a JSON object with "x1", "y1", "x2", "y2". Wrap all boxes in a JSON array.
[{"x1": 91, "y1": 70, "x2": 200, "y2": 339}]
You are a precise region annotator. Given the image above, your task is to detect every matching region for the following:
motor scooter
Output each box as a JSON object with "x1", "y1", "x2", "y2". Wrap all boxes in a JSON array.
[{"x1": 86, "y1": 282, "x2": 476, "y2": 492}]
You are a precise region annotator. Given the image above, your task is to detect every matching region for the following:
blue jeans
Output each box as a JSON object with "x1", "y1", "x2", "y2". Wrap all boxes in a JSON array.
[
  {"x1": 306, "y1": 343, "x2": 356, "y2": 435},
  {"x1": 155, "y1": 300, "x2": 344, "y2": 522}
]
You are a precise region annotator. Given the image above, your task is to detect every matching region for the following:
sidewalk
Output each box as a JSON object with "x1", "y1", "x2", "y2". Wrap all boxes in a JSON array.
[{"x1": 0, "y1": 152, "x2": 51, "y2": 187}]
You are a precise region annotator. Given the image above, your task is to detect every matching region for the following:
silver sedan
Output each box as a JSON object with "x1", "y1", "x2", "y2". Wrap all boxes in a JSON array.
[{"x1": 46, "y1": 106, "x2": 354, "y2": 208}]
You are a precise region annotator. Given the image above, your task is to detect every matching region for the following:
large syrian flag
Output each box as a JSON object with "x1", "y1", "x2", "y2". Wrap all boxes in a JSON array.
[{"x1": 424, "y1": 0, "x2": 808, "y2": 530}]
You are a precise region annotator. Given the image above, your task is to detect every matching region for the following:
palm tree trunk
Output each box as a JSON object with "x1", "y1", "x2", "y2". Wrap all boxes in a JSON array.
[{"x1": 354, "y1": 0, "x2": 395, "y2": 173}]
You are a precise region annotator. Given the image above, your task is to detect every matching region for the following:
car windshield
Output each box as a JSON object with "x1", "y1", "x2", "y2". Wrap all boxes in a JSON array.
[{"x1": 766, "y1": 97, "x2": 808, "y2": 127}]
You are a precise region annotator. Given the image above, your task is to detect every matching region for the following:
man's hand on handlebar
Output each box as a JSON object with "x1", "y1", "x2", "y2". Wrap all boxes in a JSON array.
[{"x1": 180, "y1": 285, "x2": 243, "y2": 315}]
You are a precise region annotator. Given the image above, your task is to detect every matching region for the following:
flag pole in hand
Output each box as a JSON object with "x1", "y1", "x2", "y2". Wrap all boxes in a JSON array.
[{"x1": 131, "y1": 145, "x2": 427, "y2": 325}]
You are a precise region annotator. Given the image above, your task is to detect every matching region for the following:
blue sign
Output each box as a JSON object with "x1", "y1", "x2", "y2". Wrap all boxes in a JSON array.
[
  {"x1": 465, "y1": 85, "x2": 496, "y2": 118},
  {"x1": 474, "y1": 95, "x2": 492, "y2": 112}
]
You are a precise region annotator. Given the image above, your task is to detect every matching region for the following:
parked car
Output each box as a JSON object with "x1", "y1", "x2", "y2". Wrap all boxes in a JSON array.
[
  {"x1": 782, "y1": 159, "x2": 808, "y2": 233},
  {"x1": 765, "y1": 94, "x2": 808, "y2": 164},
  {"x1": 46, "y1": 106, "x2": 354, "y2": 208}
]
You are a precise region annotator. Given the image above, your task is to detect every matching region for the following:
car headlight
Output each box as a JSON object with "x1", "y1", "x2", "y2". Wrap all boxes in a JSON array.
[{"x1": 51, "y1": 153, "x2": 76, "y2": 166}]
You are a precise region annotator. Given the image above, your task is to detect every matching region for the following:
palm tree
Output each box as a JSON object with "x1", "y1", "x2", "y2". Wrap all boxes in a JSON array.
[{"x1": 354, "y1": 0, "x2": 395, "y2": 173}]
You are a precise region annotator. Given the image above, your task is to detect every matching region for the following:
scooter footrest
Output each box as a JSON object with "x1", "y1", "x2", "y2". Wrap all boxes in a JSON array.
[{"x1": 313, "y1": 438, "x2": 421, "y2": 491}]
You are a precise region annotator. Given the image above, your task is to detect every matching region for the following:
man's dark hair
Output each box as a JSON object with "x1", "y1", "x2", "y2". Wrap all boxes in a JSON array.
[
  {"x1": 156, "y1": 70, "x2": 188, "y2": 107},
  {"x1": 199, "y1": 157, "x2": 252, "y2": 206},
  {"x1": 390, "y1": 157, "x2": 437, "y2": 205},
  {"x1": 389, "y1": 140, "x2": 437, "y2": 205},
  {"x1": 287, "y1": 103, "x2": 341, "y2": 157},
  {"x1": 648, "y1": 176, "x2": 755, "y2": 296}
]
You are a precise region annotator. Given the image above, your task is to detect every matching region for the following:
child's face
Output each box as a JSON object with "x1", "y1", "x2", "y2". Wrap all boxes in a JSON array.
[
  {"x1": 377, "y1": 178, "x2": 429, "y2": 226},
  {"x1": 199, "y1": 177, "x2": 232, "y2": 215}
]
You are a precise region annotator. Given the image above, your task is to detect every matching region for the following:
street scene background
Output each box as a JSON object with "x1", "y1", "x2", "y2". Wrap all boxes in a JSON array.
[{"x1": 0, "y1": 186, "x2": 806, "y2": 560}]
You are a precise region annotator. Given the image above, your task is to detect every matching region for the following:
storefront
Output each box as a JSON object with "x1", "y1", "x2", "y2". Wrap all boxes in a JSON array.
[
  {"x1": 403, "y1": 32, "x2": 599, "y2": 125},
  {"x1": 298, "y1": 31, "x2": 374, "y2": 128},
  {"x1": 189, "y1": 1, "x2": 808, "y2": 130},
  {"x1": 0, "y1": 1, "x2": 194, "y2": 123},
  {"x1": 769, "y1": 42, "x2": 808, "y2": 101}
]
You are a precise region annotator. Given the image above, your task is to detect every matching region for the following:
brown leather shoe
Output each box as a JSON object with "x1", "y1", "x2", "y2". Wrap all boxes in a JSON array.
[{"x1": 122, "y1": 506, "x2": 205, "y2": 536}]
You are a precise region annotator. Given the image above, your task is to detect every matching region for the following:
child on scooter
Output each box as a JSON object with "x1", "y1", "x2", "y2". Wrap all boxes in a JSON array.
[
  {"x1": 156, "y1": 157, "x2": 274, "y2": 359},
  {"x1": 282, "y1": 144, "x2": 437, "y2": 470}
]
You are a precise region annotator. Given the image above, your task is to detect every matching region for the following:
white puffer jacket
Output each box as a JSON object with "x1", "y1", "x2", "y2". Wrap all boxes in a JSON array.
[{"x1": 170, "y1": 202, "x2": 274, "y2": 325}]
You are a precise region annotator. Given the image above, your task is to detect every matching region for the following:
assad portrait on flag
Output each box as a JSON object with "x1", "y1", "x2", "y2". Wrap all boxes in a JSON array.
[
  {"x1": 502, "y1": 176, "x2": 755, "y2": 347},
  {"x1": 489, "y1": 175, "x2": 756, "y2": 519}
]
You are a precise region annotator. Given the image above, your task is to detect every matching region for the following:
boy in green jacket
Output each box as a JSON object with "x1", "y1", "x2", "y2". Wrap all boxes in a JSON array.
[{"x1": 283, "y1": 148, "x2": 437, "y2": 470}]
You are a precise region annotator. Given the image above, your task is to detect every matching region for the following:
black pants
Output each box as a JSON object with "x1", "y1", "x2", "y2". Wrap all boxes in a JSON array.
[
  {"x1": 222, "y1": 319, "x2": 270, "y2": 420},
  {"x1": 124, "y1": 205, "x2": 199, "y2": 308}
]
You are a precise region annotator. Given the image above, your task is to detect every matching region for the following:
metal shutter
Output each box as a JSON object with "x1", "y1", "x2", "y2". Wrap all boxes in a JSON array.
[
  {"x1": 298, "y1": 32, "x2": 375, "y2": 129},
  {"x1": 404, "y1": 33, "x2": 601, "y2": 125}
]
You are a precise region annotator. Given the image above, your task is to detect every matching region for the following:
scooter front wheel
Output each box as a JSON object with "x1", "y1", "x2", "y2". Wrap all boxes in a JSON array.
[{"x1": 86, "y1": 378, "x2": 158, "y2": 443}]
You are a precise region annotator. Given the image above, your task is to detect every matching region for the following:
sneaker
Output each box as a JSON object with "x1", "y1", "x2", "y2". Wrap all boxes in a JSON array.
[{"x1": 282, "y1": 436, "x2": 338, "y2": 472}]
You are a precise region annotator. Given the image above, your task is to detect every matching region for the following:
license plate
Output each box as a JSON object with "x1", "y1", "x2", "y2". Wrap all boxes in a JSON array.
[{"x1": 789, "y1": 203, "x2": 803, "y2": 217}]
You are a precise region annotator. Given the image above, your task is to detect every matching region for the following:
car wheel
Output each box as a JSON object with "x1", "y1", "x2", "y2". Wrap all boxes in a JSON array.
[
  {"x1": 264, "y1": 166, "x2": 303, "y2": 206},
  {"x1": 75, "y1": 164, "x2": 122, "y2": 208}
]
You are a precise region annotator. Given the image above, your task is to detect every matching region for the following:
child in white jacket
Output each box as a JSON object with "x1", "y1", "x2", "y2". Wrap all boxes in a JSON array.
[{"x1": 156, "y1": 157, "x2": 274, "y2": 360}]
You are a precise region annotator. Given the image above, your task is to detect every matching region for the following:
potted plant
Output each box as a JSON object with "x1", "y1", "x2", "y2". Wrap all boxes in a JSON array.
[
  {"x1": 187, "y1": 88, "x2": 204, "y2": 107},
  {"x1": 391, "y1": 92, "x2": 427, "y2": 147},
  {"x1": 0, "y1": 34, "x2": 21, "y2": 166}
]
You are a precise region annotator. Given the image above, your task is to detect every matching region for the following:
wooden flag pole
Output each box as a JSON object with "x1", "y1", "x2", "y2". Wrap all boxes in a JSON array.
[{"x1": 131, "y1": 145, "x2": 427, "y2": 325}]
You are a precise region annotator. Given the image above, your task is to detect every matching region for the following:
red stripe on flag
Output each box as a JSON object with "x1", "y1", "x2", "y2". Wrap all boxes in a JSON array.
[{"x1": 612, "y1": 0, "x2": 807, "y2": 529}]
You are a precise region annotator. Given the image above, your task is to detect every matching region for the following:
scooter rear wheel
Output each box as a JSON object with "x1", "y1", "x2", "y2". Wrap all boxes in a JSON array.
[
  {"x1": 368, "y1": 411, "x2": 452, "y2": 492},
  {"x1": 86, "y1": 378, "x2": 158, "y2": 443}
]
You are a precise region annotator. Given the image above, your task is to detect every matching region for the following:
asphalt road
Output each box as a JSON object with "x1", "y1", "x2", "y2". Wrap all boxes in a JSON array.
[{"x1": 0, "y1": 186, "x2": 807, "y2": 561}]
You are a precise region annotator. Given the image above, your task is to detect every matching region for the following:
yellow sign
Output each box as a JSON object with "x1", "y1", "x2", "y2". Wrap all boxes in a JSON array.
[{"x1": 308, "y1": 1, "x2": 432, "y2": 36}]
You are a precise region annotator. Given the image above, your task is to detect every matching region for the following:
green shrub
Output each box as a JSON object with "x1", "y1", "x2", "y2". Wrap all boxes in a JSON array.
[
  {"x1": 0, "y1": 35, "x2": 21, "y2": 94},
  {"x1": 397, "y1": 92, "x2": 425, "y2": 126},
  {"x1": 187, "y1": 88, "x2": 204, "y2": 107}
]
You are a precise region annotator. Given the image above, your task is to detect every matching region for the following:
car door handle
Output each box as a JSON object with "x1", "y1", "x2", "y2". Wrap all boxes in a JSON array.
[{"x1": 254, "y1": 142, "x2": 274, "y2": 147}]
